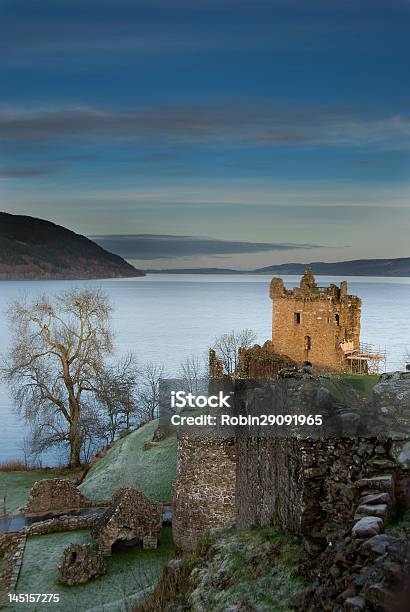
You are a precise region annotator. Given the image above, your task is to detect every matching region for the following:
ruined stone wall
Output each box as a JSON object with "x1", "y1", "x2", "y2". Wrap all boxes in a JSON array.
[
  {"x1": 235, "y1": 437, "x2": 400, "y2": 541},
  {"x1": 23, "y1": 514, "x2": 98, "y2": 536},
  {"x1": 172, "y1": 436, "x2": 236, "y2": 551},
  {"x1": 270, "y1": 272, "x2": 361, "y2": 371},
  {"x1": 174, "y1": 372, "x2": 409, "y2": 553},
  {"x1": 91, "y1": 488, "x2": 163, "y2": 555},
  {"x1": 0, "y1": 533, "x2": 26, "y2": 603},
  {"x1": 23, "y1": 479, "x2": 91, "y2": 515},
  {"x1": 235, "y1": 373, "x2": 410, "y2": 541},
  {"x1": 236, "y1": 341, "x2": 296, "y2": 379}
]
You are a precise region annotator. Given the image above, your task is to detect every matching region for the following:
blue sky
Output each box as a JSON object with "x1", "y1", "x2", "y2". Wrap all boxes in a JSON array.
[{"x1": 1, "y1": 0, "x2": 409, "y2": 268}]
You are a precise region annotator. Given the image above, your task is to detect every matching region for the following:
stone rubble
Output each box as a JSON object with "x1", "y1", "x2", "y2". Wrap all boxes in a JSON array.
[{"x1": 58, "y1": 544, "x2": 106, "y2": 586}]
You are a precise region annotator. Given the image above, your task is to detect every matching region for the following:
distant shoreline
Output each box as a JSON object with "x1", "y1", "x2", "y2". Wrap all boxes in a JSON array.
[
  {"x1": 146, "y1": 270, "x2": 410, "y2": 277},
  {"x1": 146, "y1": 256, "x2": 410, "y2": 277}
]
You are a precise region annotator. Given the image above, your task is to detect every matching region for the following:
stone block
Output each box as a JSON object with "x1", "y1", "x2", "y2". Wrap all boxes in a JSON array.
[
  {"x1": 142, "y1": 535, "x2": 158, "y2": 549},
  {"x1": 352, "y1": 517, "x2": 383, "y2": 538}
]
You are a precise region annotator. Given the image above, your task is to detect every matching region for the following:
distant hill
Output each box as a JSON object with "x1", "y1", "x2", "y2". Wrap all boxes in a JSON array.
[
  {"x1": 147, "y1": 257, "x2": 410, "y2": 277},
  {"x1": 147, "y1": 267, "x2": 242, "y2": 274},
  {"x1": 0, "y1": 212, "x2": 145, "y2": 280},
  {"x1": 255, "y1": 258, "x2": 410, "y2": 276}
]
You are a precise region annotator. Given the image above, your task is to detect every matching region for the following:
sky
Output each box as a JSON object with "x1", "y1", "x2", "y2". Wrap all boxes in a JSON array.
[{"x1": 1, "y1": 0, "x2": 409, "y2": 269}]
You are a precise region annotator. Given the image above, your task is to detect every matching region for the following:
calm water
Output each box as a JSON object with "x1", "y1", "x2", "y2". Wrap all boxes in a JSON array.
[{"x1": 0, "y1": 274, "x2": 409, "y2": 464}]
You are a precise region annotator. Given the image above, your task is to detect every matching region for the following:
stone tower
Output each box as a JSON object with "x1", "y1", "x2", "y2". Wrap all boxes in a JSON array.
[{"x1": 269, "y1": 268, "x2": 361, "y2": 371}]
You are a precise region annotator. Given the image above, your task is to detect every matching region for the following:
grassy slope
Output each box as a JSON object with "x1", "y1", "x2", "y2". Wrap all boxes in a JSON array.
[
  {"x1": 79, "y1": 420, "x2": 176, "y2": 503},
  {"x1": 339, "y1": 374, "x2": 380, "y2": 396},
  {"x1": 0, "y1": 471, "x2": 66, "y2": 514},
  {"x1": 11, "y1": 527, "x2": 174, "y2": 612},
  {"x1": 173, "y1": 527, "x2": 306, "y2": 612},
  {"x1": 319, "y1": 374, "x2": 380, "y2": 402}
]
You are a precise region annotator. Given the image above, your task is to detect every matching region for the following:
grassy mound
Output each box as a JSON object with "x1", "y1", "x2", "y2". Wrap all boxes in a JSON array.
[
  {"x1": 79, "y1": 420, "x2": 176, "y2": 503},
  {"x1": 142, "y1": 527, "x2": 306, "y2": 611},
  {"x1": 12, "y1": 527, "x2": 174, "y2": 612},
  {"x1": 0, "y1": 471, "x2": 67, "y2": 514}
]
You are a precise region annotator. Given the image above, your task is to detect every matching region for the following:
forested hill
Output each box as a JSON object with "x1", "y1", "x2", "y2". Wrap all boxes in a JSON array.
[{"x1": 0, "y1": 212, "x2": 144, "y2": 280}]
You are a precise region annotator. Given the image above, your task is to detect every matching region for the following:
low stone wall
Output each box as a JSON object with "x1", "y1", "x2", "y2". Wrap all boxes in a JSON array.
[
  {"x1": 172, "y1": 436, "x2": 237, "y2": 552},
  {"x1": 0, "y1": 533, "x2": 26, "y2": 605},
  {"x1": 22, "y1": 514, "x2": 98, "y2": 537}
]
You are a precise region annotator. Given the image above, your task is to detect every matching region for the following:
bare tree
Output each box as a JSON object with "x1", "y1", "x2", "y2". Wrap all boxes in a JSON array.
[
  {"x1": 179, "y1": 354, "x2": 207, "y2": 394},
  {"x1": 2, "y1": 288, "x2": 113, "y2": 468},
  {"x1": 95, "y1": 352, "x2": 140, "y2": 442},
  {"x1": 137, "y1": 362, "x2": 165, "y2": 422},
  {"x1": 212, "y1": 328, "x2": 257, "y2": 375}
]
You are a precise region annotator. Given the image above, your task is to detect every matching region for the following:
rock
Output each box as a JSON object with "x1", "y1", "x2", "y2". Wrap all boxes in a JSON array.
[
  {"x1": 364, "y1": 582, "x2": 393, "y2": 607},
  {"x1": 58, "y1": 544, "x2": 106, "y2": 585},
  {"x1": 396, "y1": 441, "x2": 410, "y2": 468},
  {"x1": 375, "y1": 445, "x2": 386, "y2": 454},
  {"x1": 352, "y1": 517, "x2": 383, "y2": 538},
  {"x1": 367, "y1": 457, "x2": 398, "y2": 471},
  {"x1": 344, "y1": 596, "x2": 365, "y2": 610},
  {"x1": 355, "y1": 504, "x2": 388, "y2": 519},
  {"x1": 355, "y1": 475, "x2": 395, "y2": 494},
  {"x1": 361, "y1": 534, "x2": 397, "y2": 558},
  {"x1": 380, "y1": 560, "x2": 404, "y2": 585},
  {"x1": 358, "y1": 492, "x2": 391, "y2": 507}
]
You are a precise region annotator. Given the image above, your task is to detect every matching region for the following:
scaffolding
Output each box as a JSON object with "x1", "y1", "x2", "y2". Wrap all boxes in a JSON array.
[{"x1": 340, "y1": 341, "x2": 387, "y2": 375}]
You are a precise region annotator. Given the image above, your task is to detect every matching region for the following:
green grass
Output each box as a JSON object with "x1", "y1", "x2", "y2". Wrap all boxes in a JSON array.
[
  {"x1": 79, "y1": 420, "x2": 176, "y2": 503},
  {"x1": 10, "y1": 527, "x2": 175, "y2": 612},
  {"x1": 319, "y1": 374, "x2": 380, "y2": 402},
  {"x1": 385, "y1": 505, "x2": 410, "y2": 539},
  {"x1": 0, "y1": 471, "x2": 67, "y2": 514},
  {"x1": 318, "y1": 378, "x2": 344, "y2": 401},
  {"x1": 339, "y1": 374, "x2": 380, "y2": 396},
  {"x1": 184, "y1": 526, "x2": 306, "y2": 611}
]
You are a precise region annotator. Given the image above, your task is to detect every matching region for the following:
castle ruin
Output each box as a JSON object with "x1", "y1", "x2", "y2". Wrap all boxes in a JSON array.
[
  {"x1": 270, "y1": 268, "x2": 362, "y2": 371},
  {"x1": 172, "y1": 272, "x2": 405, "y2": 557}
]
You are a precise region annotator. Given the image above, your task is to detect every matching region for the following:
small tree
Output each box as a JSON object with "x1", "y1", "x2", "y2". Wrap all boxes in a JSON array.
[
  {"x1": 137, "y1": 362, "x2": 165, "y2": 422},
  {"x1": 179, "y1": 354, "x2": 207, "y2": 394},
  {"x1": 2, "y1": 288, "x2": 113, "y2": 468},
  {"x1": 212, "y1": 328, "x2": 257, "y2": 375},
  {"x1": 95, "y1": 353, "x2": 139, "y2": 442}
]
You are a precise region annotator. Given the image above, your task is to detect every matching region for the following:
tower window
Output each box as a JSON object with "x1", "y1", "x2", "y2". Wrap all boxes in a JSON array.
[
  {"x1": 335, "y1": 314, "x2": 340, "y2": 326},
  {"x1": 294, "y1": 312, "x2": 301, "y2": 324},
  {"x1": 305, "y1": 335, "x2": 312, "y2": 351}
]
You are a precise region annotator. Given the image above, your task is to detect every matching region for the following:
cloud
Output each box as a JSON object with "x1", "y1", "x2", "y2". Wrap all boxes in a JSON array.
[
  {"x1": 0, "y1": 165, "x2": 57, "y2": 178},
  {"x1": 0, "y1": 105, "x2": 409, "y2": 151},
  {"x1": 1, "y1": 0, "x2": 406, "y2": 67},
  {"x1": 90, "y1": 234, "x2": 323, "y2": 259}
]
